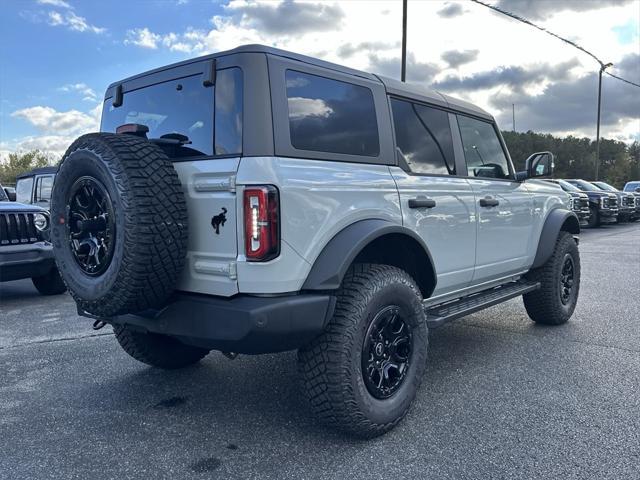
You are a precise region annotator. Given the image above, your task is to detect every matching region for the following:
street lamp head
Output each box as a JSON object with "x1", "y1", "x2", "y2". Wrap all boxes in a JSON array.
[{"x1": 602, "y1": 62, "x2": 613, "y2": 70}]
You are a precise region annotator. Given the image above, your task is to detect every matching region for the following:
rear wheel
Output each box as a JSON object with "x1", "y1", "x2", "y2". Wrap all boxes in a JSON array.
[
  {"x1": 297, "y1": 264, "x2": 428, "y2": 438},
  {"x1": 523, "y1": 232, "x2": 580, "y2": 325},
  {"x1": 114, "y1": 325, "x2": 209, "y2": 369}
]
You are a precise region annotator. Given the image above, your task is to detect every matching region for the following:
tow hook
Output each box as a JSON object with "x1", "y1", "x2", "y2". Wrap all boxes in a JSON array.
[
  {"x1": 92, "y1": 319, "x2": 108, "y2": 330},
  {"x1": 222, "y1": 352, "x2": 238, "y2": 360}
]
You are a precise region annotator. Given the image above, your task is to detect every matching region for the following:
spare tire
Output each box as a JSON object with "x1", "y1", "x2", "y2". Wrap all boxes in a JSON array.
[{"x1": 51, "y1": 132, "x2": 188, "y2": 317}]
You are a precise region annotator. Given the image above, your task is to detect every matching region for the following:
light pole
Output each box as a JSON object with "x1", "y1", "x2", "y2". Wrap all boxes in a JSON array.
[
  {"x1": 401, "y1": 0, "x2": 407, "y2": 82},
  {"x1": 595, "y1": 62, "x2": 613, "y2": 180}
]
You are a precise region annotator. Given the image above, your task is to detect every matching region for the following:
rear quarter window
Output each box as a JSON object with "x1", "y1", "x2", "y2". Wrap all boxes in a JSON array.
[{"x1": 285, "y1": 70, "x2": 379, "y2": 157}]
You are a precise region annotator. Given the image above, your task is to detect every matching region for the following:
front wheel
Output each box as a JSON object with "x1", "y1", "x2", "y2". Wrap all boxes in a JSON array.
[
  {"x1": 297, "y1": 264, "x2": 428, "y2": 438},
  {"x1": 587, "y1": 207, "x2": 599, "y2": 228},
  {"x1": 523, "y1": 232, "x2": 580, "y2": 325}
]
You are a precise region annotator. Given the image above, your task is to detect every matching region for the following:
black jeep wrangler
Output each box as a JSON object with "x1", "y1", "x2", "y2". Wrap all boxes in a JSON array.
[{"x1": 0, "y1": 182, "x2": 66, "y2": 295}]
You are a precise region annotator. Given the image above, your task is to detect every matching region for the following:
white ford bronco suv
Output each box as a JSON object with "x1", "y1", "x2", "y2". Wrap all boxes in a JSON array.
[{"x1": 51, "y1": 45, "x2": 580, "y2": 437}]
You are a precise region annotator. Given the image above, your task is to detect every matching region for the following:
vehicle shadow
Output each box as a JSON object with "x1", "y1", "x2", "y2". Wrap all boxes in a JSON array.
[{"x1": 84, "y1": 316, "x2": 528, "y2": 444}]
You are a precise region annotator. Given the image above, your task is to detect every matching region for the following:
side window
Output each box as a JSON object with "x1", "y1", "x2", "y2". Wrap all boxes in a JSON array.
[
  {"x1": 215, "y1": 67, "x2": 243, "y2": 156},
  {"x1": 285, "y1": 70, "x2": 379, "y2": 156},
  {"x1": 390, "y1": 98, "x2": 455, "y2": 175},
  {"x1": 16, "y1": 177, "x2": 34, "y2": 204},
  {"x1": 35, "y1": 176, "x2": 54, "y2": 203},
  {"x1": 457, "y1": 115, "x2": 511, "y2": 180}
]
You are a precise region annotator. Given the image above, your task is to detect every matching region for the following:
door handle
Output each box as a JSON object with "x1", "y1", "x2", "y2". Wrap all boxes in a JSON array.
[
  {"x1": 479, "y1": 197, "x2": 499, "y2": 207},
  {"x1": 408, "y1": 197, "x2": 436, "y2": 209}
]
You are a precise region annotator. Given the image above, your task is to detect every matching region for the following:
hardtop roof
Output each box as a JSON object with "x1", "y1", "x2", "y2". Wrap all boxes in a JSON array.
[
  {"x1": 16, "y1": 166, "x2": 58, "y2": 179},
  {"x1": 106, "y1": 44, "x2": 493, "y2": 120}
]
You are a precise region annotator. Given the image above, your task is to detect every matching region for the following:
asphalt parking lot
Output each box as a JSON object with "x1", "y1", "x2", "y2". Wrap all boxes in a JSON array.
[{"x1": 1, "y1": 223, "x2": 639, "y2": 480}]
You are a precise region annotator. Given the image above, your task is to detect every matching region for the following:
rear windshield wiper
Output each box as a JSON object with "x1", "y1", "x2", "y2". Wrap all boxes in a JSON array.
[{"x1": 149, "y1": 133, "x2": 192, "y2": 146}]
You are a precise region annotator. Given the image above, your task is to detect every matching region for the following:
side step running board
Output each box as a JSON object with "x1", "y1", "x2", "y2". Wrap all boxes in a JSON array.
[{"x1": 425, "y1": 280, "x2": 540, "y2": 328}]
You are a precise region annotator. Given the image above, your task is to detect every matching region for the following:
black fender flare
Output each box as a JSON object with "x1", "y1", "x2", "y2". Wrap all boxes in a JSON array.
[
  {"x1": 532, "y1": 208, "x2": 580, "y2": 269},
  {"x1": 302, "y1": 219, "x2": 436, "y2": 292}
]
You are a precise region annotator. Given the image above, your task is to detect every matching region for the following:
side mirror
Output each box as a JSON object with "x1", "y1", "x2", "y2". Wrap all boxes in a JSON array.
[
  {"x1": 519, "y1": 151, "x2": 554, "y2": 180},
  {"x1": 635, "y1": 187, "x2": 640, "y2": 193}
]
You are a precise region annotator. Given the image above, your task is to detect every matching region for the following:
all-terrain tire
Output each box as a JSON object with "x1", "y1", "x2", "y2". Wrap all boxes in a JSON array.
[
  {"x1": 297, "y1": 264, "x2": 428, "y2": 438},
  {"x1": 50, "y1": 133, "x2": 188, "y2": 317},
  {"x1": 523, "y1": 231, "x2": 580, "y2": 325},
  {"x1": 114, "y1": 325, "x2": 209, "y2": 369},
  {"x1": 32, "y1": 267, "x2": 67, "y2": 295}
]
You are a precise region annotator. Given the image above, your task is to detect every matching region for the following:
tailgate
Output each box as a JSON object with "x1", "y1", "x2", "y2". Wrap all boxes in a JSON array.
[{"x1": 173, "y1": 158, "x2": 240, "y2": 296}]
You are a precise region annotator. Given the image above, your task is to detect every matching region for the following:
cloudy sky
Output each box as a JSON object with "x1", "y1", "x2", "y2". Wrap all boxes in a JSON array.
[{"x1": 1, "y1": 0, "x2": 638, "y2": 161}]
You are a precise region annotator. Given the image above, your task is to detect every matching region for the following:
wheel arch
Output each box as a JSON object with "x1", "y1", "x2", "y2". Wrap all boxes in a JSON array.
[
  {"x1": 301, "y1": 219, "x2": 437, "y2": 297},
  {"x1": 531, "y1": 208, "x2": 580, "y2": 269}
]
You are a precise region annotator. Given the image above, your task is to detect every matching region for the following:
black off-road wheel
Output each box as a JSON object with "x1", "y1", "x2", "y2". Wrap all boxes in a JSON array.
[
  {"x1": 523, "y1": 231, "x2": 580, "y2": 325},
  {"x1": 297, "y1": 264, "x2": 428, "y2": 438},
  {"x1": 114, "y1": 325, "x2": 209, "y2": 369},
  {"x1": 50, "y1": 133, "x2": 188, "y2": 317},
  {"x1": 32, "y1": 267, "x2": 67, "y2": 295}
]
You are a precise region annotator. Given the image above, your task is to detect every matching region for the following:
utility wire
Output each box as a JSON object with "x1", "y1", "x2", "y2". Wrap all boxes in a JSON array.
[
  {"x1": 470, "y1": 0, "x2": 640, "y2": 88},
  {"x1": 605, "y1": 71, "x2": 640, "y2": 88}
]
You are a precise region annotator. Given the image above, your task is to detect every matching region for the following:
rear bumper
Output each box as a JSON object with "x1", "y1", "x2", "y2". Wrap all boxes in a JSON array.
[
  {"x1": 103, "y1": 292, "x2": 336, "y2": 354},
  {"x1": 0, "y1": 242, "x2": 55, "y2": 282}
]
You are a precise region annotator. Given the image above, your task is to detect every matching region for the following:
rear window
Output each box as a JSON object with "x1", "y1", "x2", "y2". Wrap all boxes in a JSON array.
[
  {"x1": 285, "y1": 70, "x2": 379, "y2": 156},
  {"x1": 101, "y1": 67, "x2": 242, "y2": 159}
]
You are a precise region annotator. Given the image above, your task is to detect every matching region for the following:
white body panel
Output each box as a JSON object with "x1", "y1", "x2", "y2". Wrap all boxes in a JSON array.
[
  {"x1": 523, "y1": 179, "x2": 571, "y2": 263},
  {"x1": 235, "y1": 157, "x2": 402, "y2": 294},
  {"x1": 174, "y1": 158, "x2": 240, "y2": 296},
  {"x1": 173, "y1": 157, "x2": 568, "y2": 299},
  {"x1": 466, "y1": 179, "x2": 534, "y2": 284},
  {"x1": 390, "y1": 167, "x2": 476, "y2": 296}
]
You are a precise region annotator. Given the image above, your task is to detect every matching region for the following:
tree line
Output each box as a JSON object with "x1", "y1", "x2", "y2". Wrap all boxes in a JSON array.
[
  {"x1": 0, "y1": 151, "x2": 57, "y2": 186},
  {"x1": 1, "y1": 131, "x2": 638, "y2": 188},
  {"x1": 502, "y1": 131, "x2": 639, "y2": 189}
]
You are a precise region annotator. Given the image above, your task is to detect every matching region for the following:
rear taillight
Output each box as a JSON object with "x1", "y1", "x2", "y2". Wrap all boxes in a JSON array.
[{"x1": 243, "y1": 186, "x2": 279, "y2": 261}]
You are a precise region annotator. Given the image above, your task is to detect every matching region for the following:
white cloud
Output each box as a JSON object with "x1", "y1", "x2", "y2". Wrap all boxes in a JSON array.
[
  {"x1": 11, "y1": 106, "x2": 99, "y2": 136},
  {"x1": 37, "y1": 0, "x2": 72, "y2": 9},
  {"x1": 46, "y1": 10, "x2": 105, "y2": 34},
  {"x1": 59, "y1": 83, "x2": 98, "y2": 102},
  {"x1": 3, "y1": 103, "x2": 103, "y2": 161},
  {"x1": 124, "y1": 27, "x2": 160, "y2": 49},
  {"x1": 288, "y1": 98, "x2": 333, "y2": 119},
  {"x1": 124, "y1": 27, "x2": 207, "y2": 53},
  {"x1": 48, "y1": 11, "x2": 64, "y2": 25}
]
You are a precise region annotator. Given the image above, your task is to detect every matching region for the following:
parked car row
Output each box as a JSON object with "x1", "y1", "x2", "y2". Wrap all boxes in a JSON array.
[{"x1": 544, "y1": 179, "x2": 640, "y2": 228}]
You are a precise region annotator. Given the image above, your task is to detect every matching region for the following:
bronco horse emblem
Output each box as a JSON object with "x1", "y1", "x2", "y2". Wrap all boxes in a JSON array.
[{"x1": 211, "y1": 207, "x2": 227, "y2": 235}]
